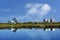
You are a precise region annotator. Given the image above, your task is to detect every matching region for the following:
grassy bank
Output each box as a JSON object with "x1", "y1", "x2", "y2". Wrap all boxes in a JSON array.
[{"x1": 0, "y1": 22, "x2": 60, "y2": 29}]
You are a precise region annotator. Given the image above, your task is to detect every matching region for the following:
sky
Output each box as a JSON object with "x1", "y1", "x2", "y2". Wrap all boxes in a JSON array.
[{"x1": 0, "y1": 0, "x2": 60, "y2": 22}]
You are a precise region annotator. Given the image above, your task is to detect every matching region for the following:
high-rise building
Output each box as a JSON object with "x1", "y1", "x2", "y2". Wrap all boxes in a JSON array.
[
  {"x1": 43, "y1": 19, "x2": 55, "y2": 22},
  {"x1": 49, "y1": 19, "x2": 55, "y2": 22},
  {"x1": 43, "y1": 19, "x2": 48, "y2": 22}
]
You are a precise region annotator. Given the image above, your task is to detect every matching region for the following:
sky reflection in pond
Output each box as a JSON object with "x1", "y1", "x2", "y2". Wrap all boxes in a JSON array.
[{"x1": 0, "y1": 29, "x2": 60, "y2": 40}]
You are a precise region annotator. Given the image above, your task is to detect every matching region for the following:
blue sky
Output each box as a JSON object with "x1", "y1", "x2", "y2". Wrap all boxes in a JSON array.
[{"x1": 0, "y1": 0, "x2": 60, "y2": 22}]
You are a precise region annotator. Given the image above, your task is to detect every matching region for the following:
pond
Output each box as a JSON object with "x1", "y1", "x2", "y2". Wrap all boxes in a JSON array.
[{"x1": 0, "y1": 28, "x2": 60, "y2": 40}]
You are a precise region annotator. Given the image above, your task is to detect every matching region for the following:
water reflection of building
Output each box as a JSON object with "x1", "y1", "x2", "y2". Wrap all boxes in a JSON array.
[
  {"x1": 43, "y1": 19, "x2": 55, "y2": 22},
  {"x1": 44, "y1": 28, "x2": 55, "y2": 31},
  {"x1": 10, "y1": 28, "x2": 17, "y2": 32}
]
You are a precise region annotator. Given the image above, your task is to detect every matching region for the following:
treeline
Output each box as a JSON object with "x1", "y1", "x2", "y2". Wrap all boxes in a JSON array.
[{"x1": 0, "y1": 22, "x2": 60, "y2": 24}]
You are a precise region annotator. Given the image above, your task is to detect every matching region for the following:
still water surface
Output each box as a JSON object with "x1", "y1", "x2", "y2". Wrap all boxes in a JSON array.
[{"x1": 0, "y1": 28, "x2": 60, "y2": 40}]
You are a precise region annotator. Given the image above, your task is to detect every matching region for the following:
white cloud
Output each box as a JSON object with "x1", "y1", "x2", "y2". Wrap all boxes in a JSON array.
[
  {"x1": 2, "y1": 9, "x2": 11, "y2": 12},
  {"x1": 25, "y1": 3, "x2": 51, "y2": 15},
  {"x1": 24, "y1": 3, "x2": 51, "y2": 22},
  {"x1": 40, "y1": 4, "x2": 51, "y2": 15},
  {"x1": 25, "y1": 3, "x2": 33, "y2": 8}
]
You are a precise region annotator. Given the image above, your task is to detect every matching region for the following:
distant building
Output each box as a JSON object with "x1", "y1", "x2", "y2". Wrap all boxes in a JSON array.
[
  {"x1": 43, "y1": 19, "x2": 55, "y2": 22},
  {"x1": 50, "y1": 19, "x2": 55, "y2": 22},
  {"x1": 8, "y1": 18, "x2": 18, "y2": 24},
  {"x1": 52, "y1": 19, "x2": 55, "y2": 22},
  {"x1": 50, "y1": 19, "x2": 52, "y2": 22},
  {"x1": 43, "y1": 19, "x2": 47, "y2": 22},
  {"x1": 43, "y1": 19, "x2": 45, "y2": 22}
]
